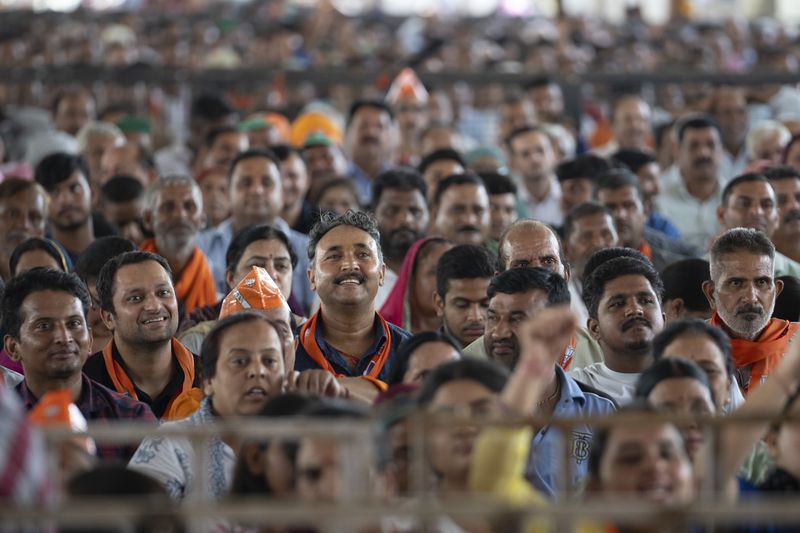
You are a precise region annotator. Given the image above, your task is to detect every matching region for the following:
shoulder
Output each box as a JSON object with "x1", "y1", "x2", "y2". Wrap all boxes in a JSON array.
[
  {"x1": 90, "y1": 379, "x2": 157, "y2": 422},
  {"x1": 570, "y1": 374, "x2": 619, "y2": 412},
  {"x1": 388, "y1": 322, "x2": 412, "y2": 344}
]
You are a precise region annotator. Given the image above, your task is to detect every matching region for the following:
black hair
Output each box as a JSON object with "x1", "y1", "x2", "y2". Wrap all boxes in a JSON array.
[
  {"x1": 73, "y1": 237, "x2": 137, "y2": 284},
  {"x1": 436, "y1": 244, "x2": 496, "y2": 297},
  {"x1": 388, "y1": 330, "x2": 463, "y2": 386},
  {"x1": 417, "y1": 358, "x2": 509, "y2": 405},
  {"x1": 431, "y1": 173, "x2": 486, "y2": 208},
  {"x1": 307, "y1": 210, "x2": 381, "y2": 263},
  {"x1": 34, "y1": 152, "x2": 88, "y2": 192},
  {"x1": 634, "y1": 357, "x2": 716, "y2": 407},
  {"x1": 51, "y1": 86, "x2": 94, "y2": 116},
  {"x1": 676, "y1": 115, "x2": 721, "y2": 145},
  {"x1": 562, "y1": 202, "x2": 613, "y2": 241},
  {"x1": 347, "y1": 98, "x2": 394, "y2": 127},
  {"x1": 555, "y1": 154, "x2": 612, "y2": 183},
  {"x1": 269, "y1": 143, "x2": 301, "y2": 162},
  {"x1": 204, "y1": 125, "x2": 240, "y2": 149},
  {"x1": 611, "y1": 149, "x2": 657, "y2": 174},
  {"x1": 9, "y1": 237, "x2": 69, "y2": 277},
  {"x1": 652, "y1": 318, "x2": 734, "y2": 378},
  {"x1": 594, "y1": 168, "x2": 643, "y2": 199},
  {"x1": 523, "y1": 75, "x2": 557, "y2": 91},
  {"x1": 654, "y1": 121, "x2": 675, "y2": 152},
  {"x1": 583, "y1": 256, "x2": 663, "y2": 319},
  {"x1": 371, "y1": 167, "x2": 427, "y2": 210},
  {"x1": 1, "y1": 268, "x2": 90, "y2": 338},
  {"x1": 201, "y1": 311, "x2": 287, "y2": 382},
  {"x1": 661, "y1": 258, "x2": 711, "y2": 313},
  {"x1": 191, "y1": 93, "x2": 234, "y2": 121},
  {"x1": 226, "y1": 224, "x2": 298, "y2": 279},
  {"x1": 480, "y1": 172, "x2": 517, "y2": 196},
  {"x1": 96, "y1": 251, "x2": 172, "y2": 314},
  {"x1": 504, "y1": 125, "x2": 549, "y2": 153},
  {"x1": 487, "y1": 267, "x2": 570, "y2": 306},
  {"x1": 774, "y1": 275, "x2": 800, "y2": 322},
  {"x1": 720, "y1": 172, "x2": 771, "y2": 206},
  {"x1": 582, "y1": 247, "x2": 651, "y2": 285},
  {"x1": 100, "y1": 175, "x2": 145, "y2": 203},
  {"x1": 764, "y1": 165, "x2": 800, "y2": 182},
  {"x1": 418, "y1": 149, "x2": 466, "y2": 176},
  {"x1": 709, "y1": 228, "x2": 775, "y2": 281},
  {"x1": 228, "y1": 149, "x2": 282, "y2": 181},
  {"x1": 311, "y1": 177, "x2": 362, "y2": 210}
]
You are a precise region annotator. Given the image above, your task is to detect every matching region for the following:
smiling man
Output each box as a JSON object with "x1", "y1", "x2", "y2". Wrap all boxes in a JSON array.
[
  {"x1": 702, "y1": 228, "x2": 798, "y2": 396},
  {"x1": 83, "y1": 251, "x2": 199, "y2": 419},
  {"x1": 295, "y1": 211, "x2": 411, "y2": 402}
]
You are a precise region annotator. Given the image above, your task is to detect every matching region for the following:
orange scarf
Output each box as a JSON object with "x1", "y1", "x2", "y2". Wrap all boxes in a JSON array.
[
  {"x1": 298, "y1": 309, "x2": 391, "y2": 391},
  {"x1": 560, "y1": 335, "x2": 578, "y2": 370},
  {"x1": 638, "y1": 240, "x2": 653, "y2": 261},
  {"x1": 140, "y1": 240, "x2": 217, "y2": 315},
  {"x1": 102, "y1": 338, "x2": 196, "y2": 417},
  {"x1": 711, "y1": 313, "x2": 798, "y2": 395}
]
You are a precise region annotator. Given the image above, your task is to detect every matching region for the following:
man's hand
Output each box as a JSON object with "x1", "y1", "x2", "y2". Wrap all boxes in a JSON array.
[{"x1": 287, "y1": 370, "x2": 348, "y2": 398}]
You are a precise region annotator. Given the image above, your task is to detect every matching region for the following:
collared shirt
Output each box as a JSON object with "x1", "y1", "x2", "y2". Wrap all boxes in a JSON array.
[
  {"x1": 294, "y1": 313, "x2": 411, "y2": 382},
  {"x1": 196, "y1": 217, "x2": 313, "y2": 313},
  {"x1": 517, "y1": 176, "x2": 563, "y2": 228},
  {"x1": 659, "y1": 177, "x2": 722, "y2": 251},
  {"x1": 525, "y1": 366, "x2": 617, "y2": 496},
  {"x1": 83, "y1": 341, "x2": 201, "y2": 419},
  {"x1": 569, "y1": 362, "x2": 641, "y2": 406},
  {"x1": 348, "y1": 162, "x2": 391, "y2": 205},
  {"x1": 721, "y1": 147, "x2": 748, "y2": 181},
  {"x1": 16, "y1": 374, "x2": 156, "y2": 461}
]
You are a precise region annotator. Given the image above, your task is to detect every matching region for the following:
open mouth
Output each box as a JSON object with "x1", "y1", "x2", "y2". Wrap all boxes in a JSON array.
[
  {"x1": 244, "y1": 387, "x2": 268, "y2": 399},
  {"x1": 141, "y1": 316, "x2": 168, "y2": 325}
]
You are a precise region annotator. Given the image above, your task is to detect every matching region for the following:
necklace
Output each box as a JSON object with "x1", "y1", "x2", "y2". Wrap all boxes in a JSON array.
[{"x1": 536, "y1": 378, "x2": 561, "y2": 408}]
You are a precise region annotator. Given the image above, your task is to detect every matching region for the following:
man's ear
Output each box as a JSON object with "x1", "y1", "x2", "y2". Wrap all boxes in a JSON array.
[
  {"x1": 664, "y1": 298, "x2": 685, "y2": 321},
  {"x1": 378, "y1": 261, "x2": 385, "y2": 287},
  {"x1": 225, "y1": 270, "x2": 235, "y2": 290},
  {"x1": 433, "y1": 292, "x2": 445, "y2": 318},
  {"x1": 587, "y1": 317, "x2": 601, "y2": 341},
  {"x1": 203, "y1": 378, "x2": 214, "y2": 397},
  {"x1": 715, "y1": 205, "x2": 726, "y2": 227},
  {"x1": 4, "y1": 335, "x2": 21, "y2": 363},
  {"x1": 701, "y1": 280, "x2": 717, "y2": 310},
  {"x1": 99, "y1": 309, "x2": 116, "y2": 332},
  {"x1": 563, "y1": 260, "x2": 572, "y2": 283},
  {"x1": 307, "y1": 263, "x2": 316, "y2": 292},
  {"x1": 775, "y1": 278, "x2": 784, "y2": 298}
]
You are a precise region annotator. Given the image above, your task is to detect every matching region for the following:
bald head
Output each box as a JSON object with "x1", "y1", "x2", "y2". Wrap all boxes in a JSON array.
[{"x1": 498, "y1": 219, "x2": 568, "y2": 279}]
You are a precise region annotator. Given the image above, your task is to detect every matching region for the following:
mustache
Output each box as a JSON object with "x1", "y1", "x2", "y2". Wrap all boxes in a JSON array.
[
  {"x1": 783, "y1": 209, "x2": 800, "y2": 224},
  {"x1": 334, "y1": 272, "x2": 366, "y2": 284},
  {"x1": 735, "y1": 304, "x2": 764, "y2": 316},
  {"x1": 694, "y1": 157, "x2": 713, "y2": 166},
  {"x1": 457, "y1": 225, "x2": 481, "y2": 233},
  {"x1": 621, "y1": 316, "x2": 652, "y2": 331}
]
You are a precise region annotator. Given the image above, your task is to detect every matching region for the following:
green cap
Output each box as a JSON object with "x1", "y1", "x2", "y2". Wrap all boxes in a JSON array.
[
  {"x1": 116, "y1": 116, "x2": 151, "y2": 134},
  {"x1": 237, "y1": 117, "x2": 272, "y2": 132},
  {"x1": 302, "y1": 132, "x2": 334, "y2": 149}
]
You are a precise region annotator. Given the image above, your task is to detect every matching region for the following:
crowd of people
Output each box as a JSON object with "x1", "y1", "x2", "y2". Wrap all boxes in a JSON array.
[{"x1": 2, "y1": 4, "x2": 800, "y2": 533}]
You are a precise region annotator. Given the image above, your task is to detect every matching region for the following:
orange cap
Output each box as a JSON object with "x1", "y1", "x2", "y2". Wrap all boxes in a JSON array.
[
  {"x1": 220, "y1": 266, "x2": 289, "y2": 318},
  {"x1": 386, "y1": 68, "x2": 429, "y2": 104},
  {"x1": 29, "y1": 389, "x2": 97, "y2": 456}
]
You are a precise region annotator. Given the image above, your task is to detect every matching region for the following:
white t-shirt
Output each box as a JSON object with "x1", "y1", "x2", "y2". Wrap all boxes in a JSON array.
[{"x1": 569, "y1": 362, "x2": 641, "y2": 405}]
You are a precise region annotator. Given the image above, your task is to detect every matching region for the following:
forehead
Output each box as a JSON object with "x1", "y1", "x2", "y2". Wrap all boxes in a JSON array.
[
  {"x1": 241, "y1": 238, "x2": 290, "y2": 260},
  {"x1": 429, "y1": 378, "x2": 496, "y2": 408},
  {"x1": 21, "y1": 289, "x2": 84, "y2": 320},
  {"x1": 513, "y1": 131, "x2": 550, "y2": 148},
  {"x1": 714, "y1": 251, "x2": 773, "y2": 277},
  {"x1": 352, "y1": 106, "x2": 391, "y2": 125},
  {"x1": 650, "y1": 377, "x2": 713, "y2": 402},
  {"x1": 489, "y1": 193, "x2": 516, "y2": 205},
  {"x1": 598, "y1": 185, "x2": 638, "y2": 202},
  {"x1": 600, "y1": 274, "x2": 656, "y2": 300},
  {"x1": 58, "y1": 171, "x2": 88, "y2": 187},
  {"x1": 445, "y1": 277, "x2": 490, "y2": 298},
  {"x1": 233, "y1": 156, "x2": 278, "y2": 176},
  {"x1": 155, "y1": 184, "x2": 198, "y2": 204},
  {"x1": 663, "y1": 333, "x2": 725, "y2": 364},
  {"x1": 0, "y1": 188, "x2": 45, "y2": 208},
  {"x1": 605, "y1": 423, "x2": 682, "y2": 452},
  {"x1": 504, "y1": 226, "x2": 560, "y2": 256},
  {"x1": 489, "y1": 289, "x2": 548, "y2": 313},
  {"x1": 771, "y1": 178, "x2": 800, "y2": 193},
  {"x1": 219, "y1": 318, "x2": 281, "y2": 350},
  {"x1": 573, "y1": 212, "x2": 614, "y2": 231},
  {"x1": 728, "y1": 180, "x2": 774, "y2": 199},
  {"x1": 115, "y1": 260, "x2": 172, "y2": 288},
  {"x1": 682, "y1": 127, "x2": 720, "y2": 145},
  {"x1": 213, "y1": 131, "x2": 245, "y2": 145},
  {"x1": 316, "y1": 224, "x2": 377, "y2": 252},
  {"x1": 615, "y1": 98, "x2": 648, "y2": 117},
  {"x1": 377, "y1": 188, "x2": 425, "y2": 206},
  {"x1": 440, "y1": 183, "x2": 486, "y2": 204}
]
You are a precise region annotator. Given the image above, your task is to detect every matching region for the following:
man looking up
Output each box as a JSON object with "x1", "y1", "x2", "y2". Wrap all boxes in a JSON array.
[
  {"x1": 595, "y1": 169, "x2": 698, "y2": 271},
  {"x1": 506, "y1": 126, "x2": 561, "y2": 227},
  {"x1": 140, "y1": 174, "x2": 216, "y2": 317},
  {"x1": 296, "y1": 211, "x2": 411, "y2": 402},
  {"x1": 418, "y1": 148, "x2": 466, "y2": 202},
  {"x1": 197, "y1": 149, "x2": 311, "y2": 311},
  {"x1": 702, "y1": 228, "x2": 797, "y2": 395},
  {"x1": 660, "y1": 115, "x2": 725, "y2": 250},
  {"x1": 765, "y1": 166, "x2": 800, "y2": 263},
  {"x1": 482, "y1": 172, "x2": 519, "y2": 242},
  {"x1": 300, "y1": 133, "x2": 349, "y2": 196},
  {"x1": 84, "y1": 251, "x2": 199, "y2": 419},
  {"x1": 572, "y1": 256, "x2": 665, "y2": 404},
  {"x1": 434, "y1": 244, "x2": 495, "y2": 348},
  {"x1": 272, "y1": 144, "x2": 314, "y2": 235},
  {"x1": 715, "y1": 172, "x2": 800, "y2": 277},
  {"x1": 429, "y1": 173, "x2": 490, "y2": 246},
  {"x1": 344, "y1": 99, "x2": 397, "y2": 202},
  {"x1": 3, "y1": 268, "x2": 155, "y2": 460},
  {"x1": 34, "y1": 152, "x2": 95, "y2": 262},
  {"x1": 0, "y1": 178, "x2": 47, "y2": 282}
]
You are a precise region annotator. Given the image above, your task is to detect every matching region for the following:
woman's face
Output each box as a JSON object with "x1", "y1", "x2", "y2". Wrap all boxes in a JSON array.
[
  {"x1": 661, "y1": 334, "x2": 731, "y2": 413},
  {"x1": 207, "y1": 319, "x2": 285, "y2": 417},
  {"x1": 403, "y1": 341, "x2": 461, "y2": 385},
  {"x1": 14, "y1": 249, "x2": 62, "y2": 276},
  {"x1": 647, "y1": 377, "x2": 715, "y2": 461},
  {"x1": 412, "y1": 242, "x2": 452, "y2": 317},
  {"x1": 595, "y1": 423, "x2": 694, "y2": 506},
  {"x1": 317, "y1": 186, "x2": 360, "y2": 216}
]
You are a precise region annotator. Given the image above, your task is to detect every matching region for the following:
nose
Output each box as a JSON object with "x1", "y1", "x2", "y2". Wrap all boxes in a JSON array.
[
  {"x1": 52, "y1": 321, "x2": 73, "y2": 344},
  {"x1": 142, "y1": 291, "x2": 162, "y2": 311},
  {"x1": 625, "y1": 299, "x2": 644, "y2": 317},
  {"x1": 491, "y1": 318, "x2": 512, "y2": 340},
  {"x1": 339, "y1": 251, "x2": 360, "y2": 272},
  {"x1": 466, "y1": 303, "x2": 484, "y2": 323},
  {"x1": 247, "y1": 358, "x2": 267, "y2": 379}
]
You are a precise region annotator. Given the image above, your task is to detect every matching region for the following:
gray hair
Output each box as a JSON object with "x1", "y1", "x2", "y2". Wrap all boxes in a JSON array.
[
  {"x1": 709, "y1": 227, "x2": 775, "y2": 281},
  {"x1": 145, "y1": 174, "x2": 203, "y2": 213},
  {"x1": 746, "y1": 120, "x2": 791, "y2": 161},
  {"x1": 75, "y1": 121, "x2": 125, "y2": 152},
  {"x1": 307, "y1": 209, "x2": 382, "y2": 263}
]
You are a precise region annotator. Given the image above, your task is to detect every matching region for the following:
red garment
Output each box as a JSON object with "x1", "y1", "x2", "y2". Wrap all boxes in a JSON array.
[
  {"x1": 380, "y1": 237, "x2": 439, "y2": 330},
  {"x1": 711, "y1": 313, "x2": 799, "y2": 395}
]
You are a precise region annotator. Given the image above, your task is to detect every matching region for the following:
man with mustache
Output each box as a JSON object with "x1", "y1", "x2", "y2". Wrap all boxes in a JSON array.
[
  {"x1": 139, "y1": 174, "x2": 216, "y2": 318},
  {"x1": 506, "y1": 126, "x2": 562, "y2": 227},
  {"x1": 84, "y1": 251, "x2": 198, "y2": 420},
  {"x1": 766, "y1": 166, "x2": 800, "y2": 263},
  {"x1": 429, "y1": 173, "x2": 490, "y2": 246},
  {"x1": 372, "y1": 167, "x2": 429, "y2": 308},
  {"x1": 715, "y1": 172, "x2": 800, "y2": 277},
  {"x1": 595, "y1": 94, "x2": 653, "y2": 156},
  {"x1": 0, "y1": 178, "x2": 47, "y2": 282},
  {"x1": 702, "y1": 228, "x2": 798, "y2": 396},
  {"x1": 295, "y1": 210, "x2": 411, "y2": 403},
  {"x1": 596, "y1": 169, "x2": 698, "y2": 271},
  {"x1": 570, "y1": 255, "x2": 665, "y2": 405},
  {"x1": 344, "y1": 99, "x2": 398, "y2": 203}
]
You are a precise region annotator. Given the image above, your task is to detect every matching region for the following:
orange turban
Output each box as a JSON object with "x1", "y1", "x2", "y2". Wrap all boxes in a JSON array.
[
  {"x1": 290, "y1": 111, "x2": 343, "y2": 147},
  {"x1": 220, "y1": 266, "x2": 289, "y2": 318}
]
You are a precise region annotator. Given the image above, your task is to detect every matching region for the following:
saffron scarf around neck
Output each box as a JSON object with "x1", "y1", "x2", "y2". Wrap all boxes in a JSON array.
[
  {"x1": 102, "y1": 338, "x2": 196, "y2": 412},
  {"x1": 711, "y1": 313, "x2": 798, "y2": 394},
  {"x1": 140, "y1": 240, "x2": 217, "y2": 315},
  {"x1": 299, "y1": 309, "x2": 392, "y2": 384},
  {"x1": 380, "y1": 237, "x2": 438, "y2": 330}
]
